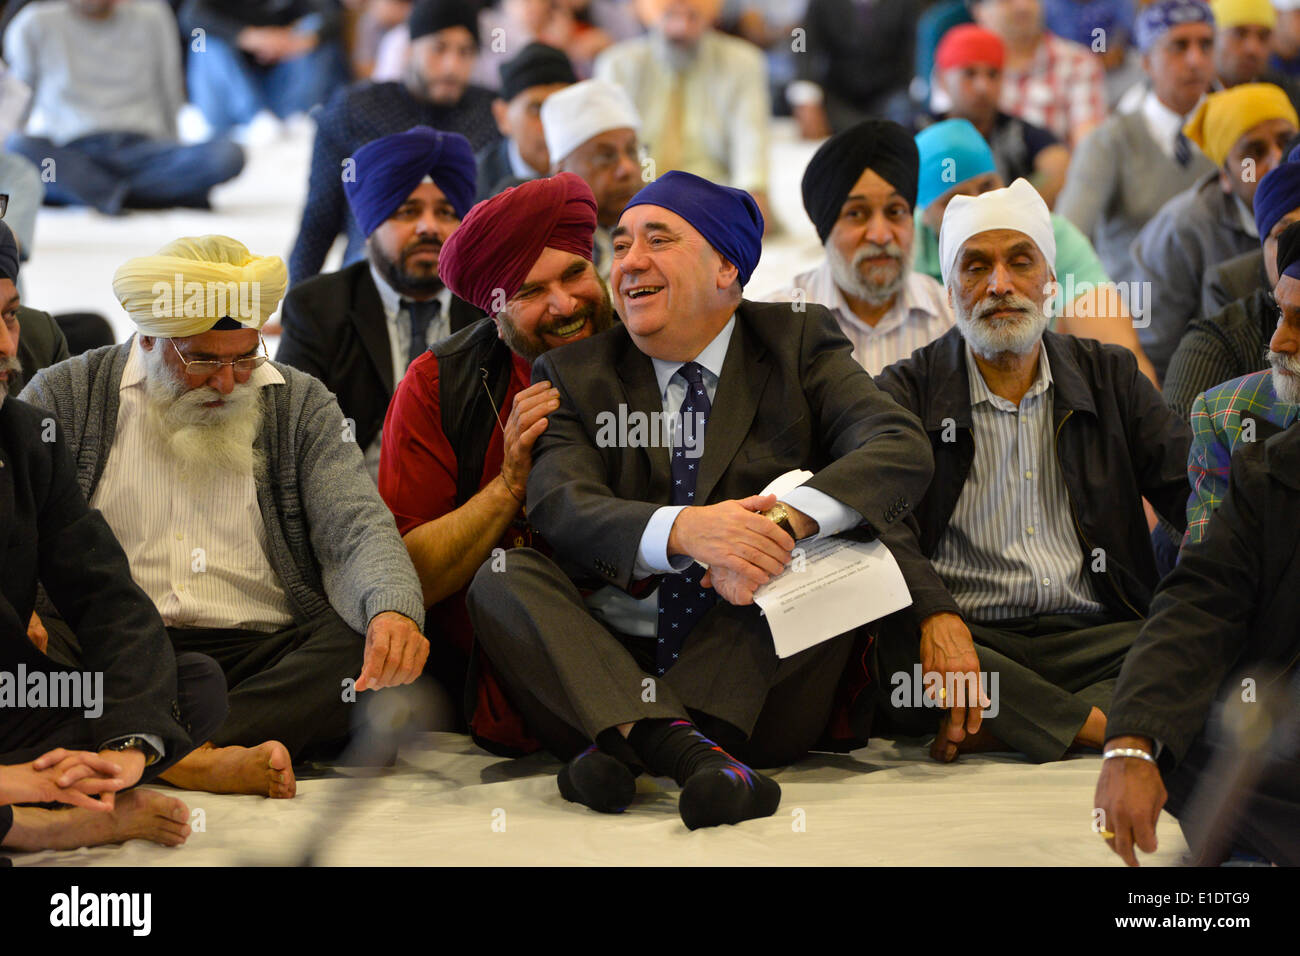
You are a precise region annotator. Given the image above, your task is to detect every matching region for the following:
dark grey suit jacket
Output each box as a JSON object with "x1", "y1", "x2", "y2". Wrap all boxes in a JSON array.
[
  {"x1": 14, "y1": 306, "x2": 70, "y2": 393},
  {"x1": 526, "y1": 299, "x2": 934, "y2": 591},
  {"x1": 1200, "y1": 248, "x2": 1266, "y2": 320}
]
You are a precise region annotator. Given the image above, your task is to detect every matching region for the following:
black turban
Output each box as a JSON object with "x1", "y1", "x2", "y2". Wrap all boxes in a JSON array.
[
  {"x1": 409, "y1": 0, "x2": 479, "y2": 44},
  {"x1": 1278, "y1": 219, "x2": 1300, "y2": 282},
  {"x1": 0, "y1": 222, "x2": 18, "y2": 284},
  {"x1": 499, "y1": 43, "x2": 576, "y2": 102},
  {"x1": 801, "y1": 119, "x2": 920, "y2": 243}
]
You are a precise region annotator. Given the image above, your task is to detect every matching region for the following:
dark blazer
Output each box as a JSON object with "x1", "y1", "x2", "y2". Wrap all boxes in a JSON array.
[
  {"x1": 527, "y1": 299, "x2": 934, "y2": 590},
  {"x1": 1108, "y1": 423, "x2": 1300, "y2": 768},
  {"x1": 876, "y1": 328, "x2": 1192, "y2": 623},
  {"x1": 277, "y1": 260, "x2": 484, "y2": 451},
  {"x1": 15, "y1": 306, "x2": 69, "y2": 393},
  {"x1": 0, "y1": 396, "x2": 190, "y2": 755}
]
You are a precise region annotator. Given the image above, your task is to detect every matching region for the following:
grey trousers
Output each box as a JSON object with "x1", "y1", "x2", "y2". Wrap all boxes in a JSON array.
[
  {"x1": 872, "y1": 613, "x2": 1141, "y2": 762},
  {"x1": 466, "y1": 549, "x2": 855, "y2": 769}
]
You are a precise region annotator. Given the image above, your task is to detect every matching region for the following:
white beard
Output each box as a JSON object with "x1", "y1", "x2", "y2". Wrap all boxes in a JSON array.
[
  {"x1": 140, "y1": 341, "x2": 265, "y2": 487},
  {"x1": 953, "y1": 290, "x2": 1051, "y2": 359},
  {"x1": 1268, "y1": 349, "x2": 1300, "y2": 406},
  {"x1": 826, "y1": 239, "x2": 908, "y2": 307}
]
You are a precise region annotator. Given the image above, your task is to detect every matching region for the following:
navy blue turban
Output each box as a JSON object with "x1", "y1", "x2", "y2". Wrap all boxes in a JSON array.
[
  {"x1": 622, "y1": 171, "x2": 763, "y2": 287},
  {"x1": 1254, "y1": 145, "x2": 1300, "y2": 240},
  {"x1": 344, "y1": 126, "x2": 477, "y2": 237},
  {"x1": 0, "y1": 222, "x2": 16, "y2": 283}
]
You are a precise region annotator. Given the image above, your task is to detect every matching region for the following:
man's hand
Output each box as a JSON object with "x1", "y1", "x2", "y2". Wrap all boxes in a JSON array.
[
  {"x1": 670, "y1": 494, "x2": 794, "y2": 595},
  {"x1": 793, "y1": 102, "x2": 832, "y2": 140},
  {"x1": 27, "y1": 611, "x2": 47, "y2": 653},
  {"x1": 919, "y1": 612, "x2": 988, "y2": 742},
  {"x1": 498, "y1": 380, "x2": 560, "y2": 505},
  {"x1": 1094, "y1": 735, "x2": 1166, "y2": 867},
  {"x1": 0, "y1": 749, "x2": 133, "y2": 811},
  {"x1": 356, "y1": 611, "x2": 429, "y2": 692}
]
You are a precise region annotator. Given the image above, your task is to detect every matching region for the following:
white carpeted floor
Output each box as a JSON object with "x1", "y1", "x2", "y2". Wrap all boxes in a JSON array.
[
  {"x1": 8, "y1": 735, "x2": 1189, "y2": 867},
  {"x1": 8, "y1": 119, "x2": 1188, "y2": 867}
]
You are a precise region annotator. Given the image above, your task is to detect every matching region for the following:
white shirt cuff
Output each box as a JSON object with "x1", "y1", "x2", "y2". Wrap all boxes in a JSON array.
[
  {"x1": 633, "y1": 505, "x2": 693, "y2": 577},
  {"x1": 782, "y1": 487, "x2": 861, "y2": 541}
]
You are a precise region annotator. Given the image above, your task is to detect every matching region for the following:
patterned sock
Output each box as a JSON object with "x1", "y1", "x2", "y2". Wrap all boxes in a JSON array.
[
  {"x1": 557, "y1": 744, "x2": 636, "y2": 814},
  {"x1": 628, "y1": 719, "x2": 781, "y2": 830}
]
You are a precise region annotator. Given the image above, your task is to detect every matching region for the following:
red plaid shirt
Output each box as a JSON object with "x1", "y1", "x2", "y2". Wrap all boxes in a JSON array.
[{"x1": 1000, "y1": 32, "x2": 1106, "y2": 148}]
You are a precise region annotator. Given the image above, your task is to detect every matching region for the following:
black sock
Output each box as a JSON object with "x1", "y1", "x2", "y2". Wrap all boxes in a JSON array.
[
  {"x1": 557, "y1": 744, "x2": 636, "y2": 813},
  {"x1": 628, "y1": 719, "x2": 781, "y2": 830}
]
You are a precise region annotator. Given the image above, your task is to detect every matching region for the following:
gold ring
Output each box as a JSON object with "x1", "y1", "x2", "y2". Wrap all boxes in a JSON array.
[
  {"x1": 939, "y1": 687, "x2": 946, "y2": 700},
  {"x1": 1099, "y1": 829, "x2": 1115, "y2": 839}
]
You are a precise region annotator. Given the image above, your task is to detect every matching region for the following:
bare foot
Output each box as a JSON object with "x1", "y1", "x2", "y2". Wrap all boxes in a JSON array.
[
  {"x1": 3, "y1": 789, "x2": 191, "y2": 851},
  {"x1": 161, "y1": 741, "x2": 296, "y2": 798},
  {"x1": 929, "y1": 713, "x2": 1006, "y2": 763}
]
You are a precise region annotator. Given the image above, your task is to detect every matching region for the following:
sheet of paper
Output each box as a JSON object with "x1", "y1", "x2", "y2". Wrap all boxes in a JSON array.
[{"x1": 753, "y1": 533, "x2": 912, "y2": 659}]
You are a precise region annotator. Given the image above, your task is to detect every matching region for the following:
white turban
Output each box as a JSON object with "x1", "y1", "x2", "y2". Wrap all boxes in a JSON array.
[
  {"x1": 938, "y1": 178, "x2": 1056, "y2": 287},
  {"x1": 541, "y1": 79, "x2": 640, "y2": 168},
  {"x1": 112, "y1": 235, "x2": 288, "y2": 338}
]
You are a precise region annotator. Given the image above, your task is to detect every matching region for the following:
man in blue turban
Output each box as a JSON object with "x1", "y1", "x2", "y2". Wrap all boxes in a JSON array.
[
  {"x1": 465, "y1": 170, "x2": 933, "y2": 830},
  {"x1": 277, "y1": 125, "x2": 485, "y2": 481}
]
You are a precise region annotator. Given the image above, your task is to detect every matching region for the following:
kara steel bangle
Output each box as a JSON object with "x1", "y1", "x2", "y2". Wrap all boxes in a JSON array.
[{"x1": 1101, "y1": 747, "x2": 1156, "y2": 765}]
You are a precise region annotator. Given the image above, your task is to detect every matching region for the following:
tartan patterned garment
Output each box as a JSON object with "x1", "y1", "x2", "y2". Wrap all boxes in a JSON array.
[
  {"x1": 999, "y1": 33, "x2": 1106, "y2": 147},
  {"x1": 1184, "y1": 370, "x2": 1299, "y2": 546}
]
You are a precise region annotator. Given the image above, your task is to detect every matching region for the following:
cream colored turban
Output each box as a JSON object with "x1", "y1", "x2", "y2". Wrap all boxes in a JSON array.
[{"x1": 112, "y1": 235, "x2": 287, "y2": 337}]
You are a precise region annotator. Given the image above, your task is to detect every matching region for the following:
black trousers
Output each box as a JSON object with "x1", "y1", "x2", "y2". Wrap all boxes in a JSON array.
[
  {"x1": 1, "y1": 648, "x2": 227, "y2": 849},
  {"x1": 872, "y1": 613, "x2": 1141, "y2": 763},
  {"x1": 1162, "y1": 688, "x2": 1300, "y2": 866},
  {"x1": 466, "y1": 548, "x2": 855, "y2": 770},
  {"x1": 45, "y1": 611, "x2": 364, "y2": 760}
]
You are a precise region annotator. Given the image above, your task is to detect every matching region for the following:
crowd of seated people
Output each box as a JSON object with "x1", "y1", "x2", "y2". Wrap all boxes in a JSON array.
[{"x1": 2, "y1": 0, "x2": 1299, "y2": 868}]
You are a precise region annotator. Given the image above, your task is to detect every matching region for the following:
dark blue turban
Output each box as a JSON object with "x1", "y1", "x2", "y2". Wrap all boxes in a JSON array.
[
  {"x1": 344, "y1": 126, "x2": 477, "y2": 237},
  {"x1": 622, "y1": 171, "x2": 763, "y2": 287},
  {"x1": 1254, "y1": 145, "x2": 1300, "y2": 240}
]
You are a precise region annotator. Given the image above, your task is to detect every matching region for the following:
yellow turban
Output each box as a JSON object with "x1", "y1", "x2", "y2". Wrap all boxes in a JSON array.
[
  {"x1": 1209, "y1": 0, "x2": 1277, "y2": 29},
  {"x1": 1183, "y1": 83, "x2": 1299, "y2": 167},
  {"x1": 111, "y1": 235, "x2": 288, "y2": 338}
]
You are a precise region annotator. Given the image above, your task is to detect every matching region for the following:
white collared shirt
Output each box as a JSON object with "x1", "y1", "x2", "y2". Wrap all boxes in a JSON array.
[
  {"x1": 1141, "y1": 88, "x2": 1198, "y2": 163},
  {"x1": 761, "y1": 261, "x2": 954, "y2": 375},
  {"x1": 90, "y1": 338, "x2": 295, "y2": 632},
  {"x1": 367, "y1": 263, "x2": 453, "y2": 479}
]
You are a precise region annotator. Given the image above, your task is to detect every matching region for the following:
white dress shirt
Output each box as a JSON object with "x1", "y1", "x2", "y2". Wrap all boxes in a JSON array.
[
  {"x1": 762, "y1": 261, "x2": 954, "y2": 376},
  {"x1": 1140, "y1": 88, "x2": 1197, "y2": 163},
  {"x1": 90, "y1": 338, "x2": 296, "y2": 632},
  {"x1": 366, "y1": 263, "x2": 453, "y2": 478}
]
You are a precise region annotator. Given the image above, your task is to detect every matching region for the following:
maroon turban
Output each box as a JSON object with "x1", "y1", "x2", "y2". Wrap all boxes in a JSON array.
[{"x1": 438, "y1": 172, "x2": 598, "y2": 313}]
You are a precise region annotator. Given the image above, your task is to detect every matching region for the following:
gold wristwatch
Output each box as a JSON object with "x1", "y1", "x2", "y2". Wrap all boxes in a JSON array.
[{"x1": 762, "y1": 502, "x2": 796, "y2": 538}]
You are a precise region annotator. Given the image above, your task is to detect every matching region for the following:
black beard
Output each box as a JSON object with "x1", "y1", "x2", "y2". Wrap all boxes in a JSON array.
[{"x1": 370, "y1": 241, "x2": 445, "y2": 298}]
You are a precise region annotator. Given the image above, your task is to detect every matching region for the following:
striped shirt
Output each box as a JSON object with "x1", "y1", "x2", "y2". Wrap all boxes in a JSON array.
[
  {"x1": 761, "y1": 262, "x2": 954, "y2": 375},
  {"x1": 89, "y1": 339, "x2": 296, "y2": 632},
  {"x1": 931, "y1": 344, "x2": 1105, "y2": 621},
  {"x1": 1000, "y1": 32, "x2": 1106, "y2": 148}
]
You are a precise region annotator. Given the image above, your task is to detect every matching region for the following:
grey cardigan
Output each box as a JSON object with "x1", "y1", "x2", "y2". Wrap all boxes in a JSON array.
[{"x1": 19, "y1": 343, "x2": 425, "y2": 634}]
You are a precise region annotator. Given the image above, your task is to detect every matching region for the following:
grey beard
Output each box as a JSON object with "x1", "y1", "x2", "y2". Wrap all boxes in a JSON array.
[
  {"x1": 1268, "y1": 349, "x2": 1300, "y2": 406},
  {"x1": 952, "y1": 290, "x2": 1050, "y2": 359},
  {"x1": 826, "y1": 240, "x2": 907, "y2": 307},
  {"x1": 0, "y1": 352, "x2": 21, "y2": 410},
  {"x1": 651, "y1": 29, "x2": 699, "y2": 71},
  {"x1": 140, "y1": 342, "x2": 265, "y2": 487}
]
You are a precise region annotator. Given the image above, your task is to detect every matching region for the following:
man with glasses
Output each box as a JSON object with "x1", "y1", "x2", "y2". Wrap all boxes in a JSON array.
[
  {"x1": 20, "y1": 235, "x2": 428, "y2": 799},
  {"x1": 539, "y1": 78, "x2": 643, "y2": 281}
]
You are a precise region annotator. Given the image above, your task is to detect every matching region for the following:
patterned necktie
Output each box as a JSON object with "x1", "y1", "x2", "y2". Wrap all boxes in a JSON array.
[
  {"x1": 402, "y1": 298, "x2": 442, "y2": 369},
  {"x1": 656, "y1": 362, "x2": 717, "y2": 675},
  {"x1": 1175, "y1": 131, "x2": 1192, "y2": 168}
]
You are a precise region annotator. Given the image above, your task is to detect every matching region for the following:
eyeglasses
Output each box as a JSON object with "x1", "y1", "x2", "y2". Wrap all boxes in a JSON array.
[
  {"x1": 0, "y1": 194, "x2": 8, "y2": 219},
  {"x1": 170, "y1": 336, "x2": 269, "y2": 377}
]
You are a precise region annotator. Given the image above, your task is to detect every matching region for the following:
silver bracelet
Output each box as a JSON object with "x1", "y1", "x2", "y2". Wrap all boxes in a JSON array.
[{"x1": 1102, "y1": 747, "x2": 1156, "y2": 765}]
